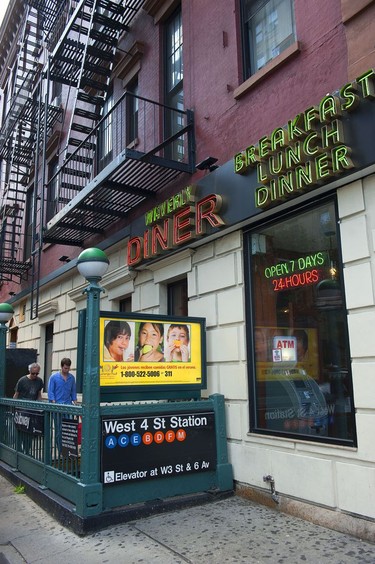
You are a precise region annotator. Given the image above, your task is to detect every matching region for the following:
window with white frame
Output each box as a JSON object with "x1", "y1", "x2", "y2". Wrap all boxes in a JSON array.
[
  {"x1": 97, "y1": 89, "x2": 113, "y2": 171},
  {"x1": 126, "y1": 78, "x2": 139, "y2": 147},
  {"x1": 241, "y1": 0, "x2": 295, "y2": 78},
  {"x1": 164, "y1": 6, "x2": 184, "y2": 161}
]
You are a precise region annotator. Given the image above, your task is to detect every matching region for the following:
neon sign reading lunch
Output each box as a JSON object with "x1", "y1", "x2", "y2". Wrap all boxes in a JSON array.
[
  {"x1": 234, "y1": 69, "x2": 375, "y2": 208},
  {"x1": 127, "y1": 185, "x2": 225, "y2": 267}
]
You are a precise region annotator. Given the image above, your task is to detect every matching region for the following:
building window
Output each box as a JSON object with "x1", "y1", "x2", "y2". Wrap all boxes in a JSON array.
[
  {"x1": 126, "y1": 78, "x2": 139, "y2": 146},
  {"x1": 51, "y1": 79, "x2": 62, "y2": 106},
  {"x1": 119, "y1": 296, "x2": 132, "y2": 312},
  {"x1": 44, "y1": 323, "x2": 54, "y2": 390},
  {"x1": 97, "y1": 90, "x2": 113, "y2": 171},
  {"x1": 9, "y1": 320, "x2": 18, "y2": 348},
  {"x1": 46, "y1": 159, "x2": 58, "y2": 222},
  {"x1": 168, "y1": 278, "x2": 188, "y2": 316},
  {"x1": 244, "y1": 199, "x2": 356, "y2": 445},
  {"x1": 241, "y1": 0, "x2": 295, "y2": 78},
  {"x1": 164, "y1": 7, "x2": 184, "y2": 161},
  {"x1": 19, "y1": 300, "x2": 26, "y2": 323},
  {"x1": 24, "y1": 187, "x2": 35, "y2": 261}
]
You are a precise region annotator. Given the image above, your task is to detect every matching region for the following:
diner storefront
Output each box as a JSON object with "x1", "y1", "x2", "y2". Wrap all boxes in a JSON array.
[
  {"x1": 121, "y1": 70, "x2": 375, "y2": 533},
  {"x1": 11, "y1": 70, "x2": 375, "y2": 537}
]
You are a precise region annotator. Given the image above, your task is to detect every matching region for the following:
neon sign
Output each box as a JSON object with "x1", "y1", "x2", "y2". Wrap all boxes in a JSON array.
[
  {"x1": 234, "y1": 69, "x2": 375, "y2": 208},
  {"x1": 127, "y1": 186, "x2": 226, "y2": 267},
  {"x1": 264, "y1": 252, "x2": 328, "y2": 279},
  {"x1": 263, "y1": 252, "x2": 328, "y2": 292},
  {"x1": 272, "y1": 269, "x2": 320, "y2": 292}
]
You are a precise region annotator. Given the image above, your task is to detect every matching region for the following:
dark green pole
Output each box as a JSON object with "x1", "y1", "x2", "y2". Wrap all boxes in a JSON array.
[
  {"x1": 80, "y1": 277, "x2": 103, "y2": 484},
  {"x1": 76, "y1": 248, "x2": 109, "y2": 517},
  {"x1": 0, "y1": 303, "x2": 14, "y2": 398}
]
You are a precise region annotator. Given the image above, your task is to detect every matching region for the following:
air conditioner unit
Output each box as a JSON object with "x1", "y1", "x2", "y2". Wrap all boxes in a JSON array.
[{"x1": 51, "y1": 94, "x2": 61, "y2": 107}]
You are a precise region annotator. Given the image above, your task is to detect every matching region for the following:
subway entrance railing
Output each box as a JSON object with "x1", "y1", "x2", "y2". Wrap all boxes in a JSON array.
[
  {"x1": 0, "y1": 251, "x2": 232, "y2": 525},
  {"x1": 0, "y1": 394, "x2": 233, "y2": 519},
  {"x1": 0, "y1": 400, "x2": 81, "y2": 504}
]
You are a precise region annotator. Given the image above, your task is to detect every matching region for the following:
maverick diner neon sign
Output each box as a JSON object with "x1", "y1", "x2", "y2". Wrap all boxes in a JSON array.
[
  {"x1": 127, "y1": 185, "x2": 225, "y2": 267},
  {"x1": 234, "y1": 69, "x2": 375, "y2": 208}
]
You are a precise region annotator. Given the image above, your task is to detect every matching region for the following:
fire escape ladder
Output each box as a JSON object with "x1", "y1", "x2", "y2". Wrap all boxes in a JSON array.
[
  {"x1": 49, "y1": 0, "x2": 136, "y2": 187},
  {"x1": 0, "y1": 6, "x2": 43, "y2": 280}
]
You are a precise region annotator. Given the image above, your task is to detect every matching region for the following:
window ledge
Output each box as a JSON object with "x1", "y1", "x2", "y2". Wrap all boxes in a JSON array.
[
  {"x1": 341, "y1": 0, "x2": 374, "y2": 23},
  {"x1": 234, "y1": 41, "x2": 300, "y2": 100},
  {"x1": 143, "y1": 0, "x2": 179, "y2": 23}
]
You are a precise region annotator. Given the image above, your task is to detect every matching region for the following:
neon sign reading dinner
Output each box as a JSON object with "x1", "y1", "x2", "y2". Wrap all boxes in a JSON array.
[
  {"x1": 127, "y1": 185, "x2": 225, "y2": 266},
  {"x1": 234, "y1": 69, "x2": 375, "y2": 208}
]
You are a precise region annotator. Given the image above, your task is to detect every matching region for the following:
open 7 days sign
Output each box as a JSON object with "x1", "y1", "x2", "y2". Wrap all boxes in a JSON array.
[{"x1": 101, "y1": 411, "x2": 217, "y2": 485}]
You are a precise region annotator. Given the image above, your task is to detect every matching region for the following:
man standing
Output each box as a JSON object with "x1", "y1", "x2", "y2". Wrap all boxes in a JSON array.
[
  {"x1": 13, "y1": 363, "x2": 43, "y2": 455},
  {"x1": 48, "y1": 358, "x2": 77, "y2": 405},
  {"x1": 48, "y1": 358, "x2": 77, "y2": 454},
  {"x1": 13, "y1": 363, "x2": 43, "y2": 400}
]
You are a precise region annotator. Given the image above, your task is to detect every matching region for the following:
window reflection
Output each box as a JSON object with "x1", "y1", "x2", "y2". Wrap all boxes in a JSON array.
[{"x1": 248, "y1": 201, "x2": 356, "y2": 444}]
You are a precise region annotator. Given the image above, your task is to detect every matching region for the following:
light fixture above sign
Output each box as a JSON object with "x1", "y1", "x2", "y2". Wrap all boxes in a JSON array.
[{"x1": 196, "y1": 156, "x2": 218, "y2": 172}]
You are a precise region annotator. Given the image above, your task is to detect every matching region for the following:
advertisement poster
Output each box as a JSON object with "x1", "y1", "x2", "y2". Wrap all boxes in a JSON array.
[
  {"x1": 101, "y1": 411, "x2": 216, "y2": 485},
  {"x1": 99, "y1": 313, "x2": 204, "y2": 388}
]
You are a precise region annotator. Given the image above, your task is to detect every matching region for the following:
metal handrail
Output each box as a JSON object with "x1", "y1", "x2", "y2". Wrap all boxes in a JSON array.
[{"x1": 45, "y1": 92, "x2": 194, "y2": 218}]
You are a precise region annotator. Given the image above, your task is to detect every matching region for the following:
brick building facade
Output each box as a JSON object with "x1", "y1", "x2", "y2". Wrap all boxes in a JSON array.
[{"x1": 1, "y1": 0, "x2": 375, "y2": 539}]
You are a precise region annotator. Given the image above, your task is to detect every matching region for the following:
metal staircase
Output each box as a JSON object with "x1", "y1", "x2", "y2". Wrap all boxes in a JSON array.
[
  {"x1": 49, "y1": 0, "x2": 144, "y2": 171},
  {"x1": 0, "y1": 6, "x2": 43, "y2": 280}
]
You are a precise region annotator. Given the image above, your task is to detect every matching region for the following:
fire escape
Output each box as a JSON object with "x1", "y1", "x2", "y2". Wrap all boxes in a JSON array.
[
  {"x1": 0, "y1": 4, "x2": 61, "y2": 282},
  {"x1": 43, "y1": 0, "x2": 195, "y2": 247},
  {"x1": 0, "y1": 0, "x2": 195, "y2": 315}
]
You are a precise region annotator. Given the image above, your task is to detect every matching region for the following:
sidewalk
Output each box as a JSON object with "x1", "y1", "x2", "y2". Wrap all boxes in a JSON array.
[{"x1": 0, "y1": 474, "x2": 374, "y2": 564}]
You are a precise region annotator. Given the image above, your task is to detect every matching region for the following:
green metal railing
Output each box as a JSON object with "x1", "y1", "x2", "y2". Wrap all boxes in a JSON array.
[
  {"x1": 0, "y1": 394, "x2": 233, "y2": 517},
  {"x1": 0, "y1": 399, "x2": 82, "y2": 501}
]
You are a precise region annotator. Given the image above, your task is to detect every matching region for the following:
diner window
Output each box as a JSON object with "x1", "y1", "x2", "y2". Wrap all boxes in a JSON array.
[
  {"x1": 120, "y1": 296, "x2": 132, "y2": 313},
  {"x1": 241, "y1": 0, "x2": 295, "y2": 78},
  {"x1": 168, "y1": 278, "x2": 188, "y2": 316},
  {"x1": 245, "y1": 200, "x2": 356, "y2": 445}
]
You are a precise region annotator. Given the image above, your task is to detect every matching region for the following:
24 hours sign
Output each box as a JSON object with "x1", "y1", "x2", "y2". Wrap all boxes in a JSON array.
[{"x1": 101, "y1": 411, "x2": 216, "y2": 485}]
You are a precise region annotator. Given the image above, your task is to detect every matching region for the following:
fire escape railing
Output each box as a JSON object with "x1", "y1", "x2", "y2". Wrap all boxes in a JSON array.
[{"x1": 44, "y1": 91, "x2": 195, "y2": 244}]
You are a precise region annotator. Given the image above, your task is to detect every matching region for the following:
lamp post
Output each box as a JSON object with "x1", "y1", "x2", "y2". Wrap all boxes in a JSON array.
[
  {"x1": 0, "y1": 303, "x2": 14, "y2": 398},
  {"x1": 76, "y1": 248, "x2": 109, "y2": 515}
]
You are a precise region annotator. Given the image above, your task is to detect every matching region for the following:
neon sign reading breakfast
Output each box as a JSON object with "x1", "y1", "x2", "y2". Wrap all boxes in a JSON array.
[{"x1": 234, "y1": 69, "x2": 375, "y2": 208}]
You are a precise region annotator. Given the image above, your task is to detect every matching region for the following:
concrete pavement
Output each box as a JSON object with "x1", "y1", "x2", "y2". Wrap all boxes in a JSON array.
[{"x1": 1, "y1": 474, "x2": 375, "y2": 564}]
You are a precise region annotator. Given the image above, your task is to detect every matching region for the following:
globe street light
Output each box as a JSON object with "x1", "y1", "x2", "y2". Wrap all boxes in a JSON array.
[
  {"x1": 76, "y1": 248, "x2": 109, "y2": 514},
  {"x1": 76, "y1": 247, "x2": 109, "y2": 282},
  {"x1": 0, "y1": 303, "x2": 14, "y2": 398}
]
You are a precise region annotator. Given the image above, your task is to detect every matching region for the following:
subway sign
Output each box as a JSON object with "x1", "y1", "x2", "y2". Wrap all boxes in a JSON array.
[{"x1": 101, "y1": 411, "x2": 216, "y2": 485}]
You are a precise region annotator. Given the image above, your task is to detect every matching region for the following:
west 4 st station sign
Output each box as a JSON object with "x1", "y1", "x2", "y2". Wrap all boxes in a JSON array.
[{"x1": 101, "y1": 411, "x2": 217, "y2": 485}]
